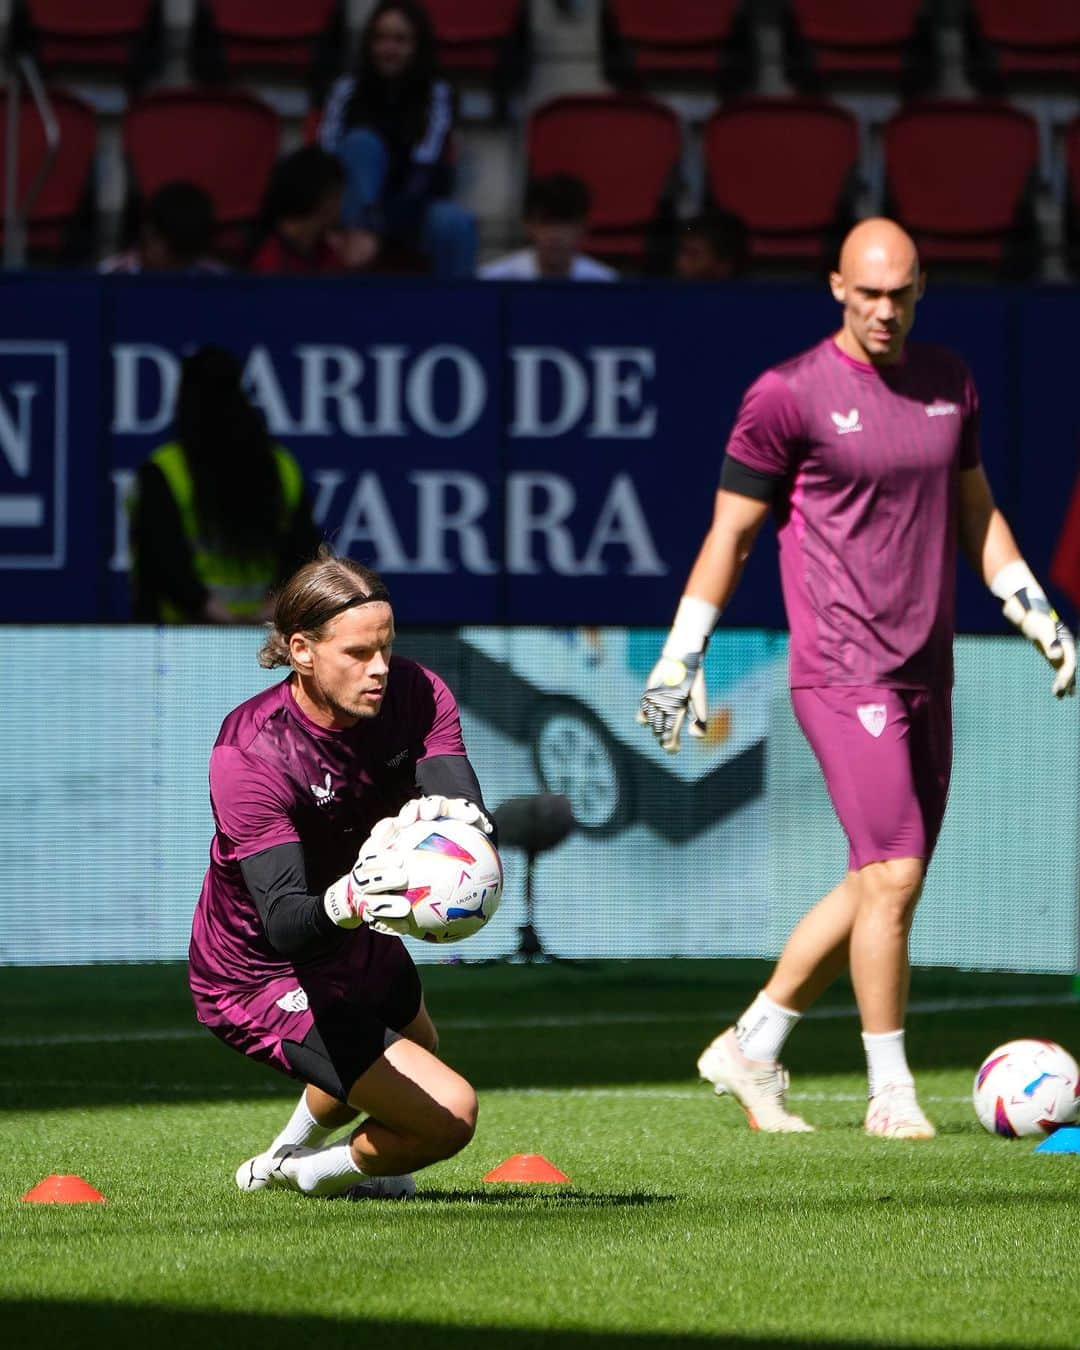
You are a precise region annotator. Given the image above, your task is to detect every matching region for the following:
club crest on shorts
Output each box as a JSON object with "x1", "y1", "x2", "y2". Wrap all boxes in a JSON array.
[
  {"x1": 857, "y1": 703, "x2": 887, "y2": 738},
  {"x1": 275, "y1": 987, "x2": 309, "y2": 1012}
]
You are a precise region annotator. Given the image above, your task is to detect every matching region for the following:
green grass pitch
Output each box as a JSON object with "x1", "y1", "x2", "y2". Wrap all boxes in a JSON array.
[{"x1": 1, "y1": 960, "x2": 1078, "y2": 1349}]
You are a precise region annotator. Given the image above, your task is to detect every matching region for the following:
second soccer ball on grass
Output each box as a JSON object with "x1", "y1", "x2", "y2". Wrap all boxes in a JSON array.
[{"x1": 972, "y1": 1039, "x2": 1080, "y2": 1138}]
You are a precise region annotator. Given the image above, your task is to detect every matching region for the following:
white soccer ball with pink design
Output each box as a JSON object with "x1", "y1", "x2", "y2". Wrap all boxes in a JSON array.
[
  {"x1": 389, "y1": 818, "x2": 503, "y2": 944},
  {"x1": 972, "y1": 1038, "x2": 1080, "y2": 1138}
]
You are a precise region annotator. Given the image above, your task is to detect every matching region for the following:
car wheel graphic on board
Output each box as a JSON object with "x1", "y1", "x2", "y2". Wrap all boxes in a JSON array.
[{"x1": 529, "y1": 698, "x2": 634, "y2": 835}]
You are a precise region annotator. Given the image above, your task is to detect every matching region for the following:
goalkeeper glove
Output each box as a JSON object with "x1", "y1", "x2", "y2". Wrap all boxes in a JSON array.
[
  {"x1": 636, "y1": 596, "x2": 718, "y2": 754},
  {"x1": 364, "y1": 795, "x2": 494, "y2": 850},
  {"x1": 323, "y1": 849, "x2": 411, "y2": 935},
  {"x1": 993, "y1": 561, "x2": 1076, "y2": 698}
]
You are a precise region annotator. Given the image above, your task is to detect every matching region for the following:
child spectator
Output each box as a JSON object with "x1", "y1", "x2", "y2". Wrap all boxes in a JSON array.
[
  {"x1": 250, "y1": 147, "x2": 348, "y2": 276},
  {"x1": 478, "y1": 174, "x2": 617, "y2": 281},
  {"x1": 101, "y1": 181, "x2": 225, "y2": 274},
  {"x1": 317, "y1": 0, "x2": 477, "y2": 278}
]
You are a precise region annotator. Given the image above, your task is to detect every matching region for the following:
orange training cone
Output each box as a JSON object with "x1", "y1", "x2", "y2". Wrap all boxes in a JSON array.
[
  {"x1": 483, "y1": 1154, "x2": 570, "y2": 1183},
  {"x1": 22, "y1": 1174, "x2": 106, "y2": 1204}
]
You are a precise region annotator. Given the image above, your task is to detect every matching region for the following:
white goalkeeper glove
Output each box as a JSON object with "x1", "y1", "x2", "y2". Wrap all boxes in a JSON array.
[
  {"x1": 636, "y1": 596, "x2": 718, "y2": 753},
  {"x1": 637, "y1": 652, "x2": 708, "y2": 754},
  {"x1": 993, "y1": 562, "x2": 1077, "y2": 699},
  {"x1": 323, "y1": 849, "x2": 412, "y2": 936},
  {"x1": 364, "y1": 795, "x2": 494, "y2": 850}
]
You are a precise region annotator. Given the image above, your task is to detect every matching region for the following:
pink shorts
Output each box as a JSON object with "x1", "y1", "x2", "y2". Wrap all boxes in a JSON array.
[
  {"x1": 791, "y1": 685, "x2": 953, "y2": 871},
  {"x1": 190, "y1": 934, "x2": 422, "y2": 1101}
]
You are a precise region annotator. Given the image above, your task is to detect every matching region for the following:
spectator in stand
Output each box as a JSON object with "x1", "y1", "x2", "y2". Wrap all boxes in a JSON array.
[
  {"x1": 102, "y1": 181, "x2": 226, "y2": 274},
  {"x1": 673, "y1": 212, "x2": 749, "y2": 282},
  {"x1": 251, "y1": 147, "x2": 348, "y2": 276},
  {"x1": 317, "y1": 0, "x2": 476, "y2": 278},
  {"x1": 478, "y1": 174, "x2": 617, "y2": 282},
  {"x1": 129, "y1": 347, "x2": 322, "y2": 624}
]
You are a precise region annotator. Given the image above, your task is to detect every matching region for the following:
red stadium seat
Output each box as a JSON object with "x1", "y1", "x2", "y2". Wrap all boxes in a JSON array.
[
  {"x1": 13, "y1": 0, "x2": 163, "y2": 85},
  {"x1": 783, "y1": 0, "x2": 935, "y2": 90},
  {"x1": 123, "y1": 89, "x2": 280, "y2": 261},
  {"x1": 601, "y1": 0, "x2": 752, "y2": 89},
  {"x1": 702, "y1": 99, "x2": 858, "y2": 264},
  {"x1": 420, "y1": 0, "x2": 530, "y2": 98},
  {"x1": 965, "y1": 0, "x2": 1080, "y2": 86},
  {"x1": 190, "y1": 1, "x2": 344, "y2": 89},
  {"x1": 526, "y1": 94, "x2": 682, "y2": 264},
  {"x1": 883, "y1": 100, "x2": 1040, "y2": 275},
  {"x1": 0, "y1": 87, "x2": 97, "y2": 259}
]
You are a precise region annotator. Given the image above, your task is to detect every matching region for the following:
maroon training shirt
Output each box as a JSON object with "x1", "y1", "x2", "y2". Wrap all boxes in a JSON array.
[
  {"x1": 726, "y1": 337, "x2": 980, "y2": 689},
  {"x1": 189, "y1": 656, "x2": 466, "y2": 996}
]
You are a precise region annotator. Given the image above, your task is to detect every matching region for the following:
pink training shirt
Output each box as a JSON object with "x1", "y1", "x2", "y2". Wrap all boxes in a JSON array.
[
  {"x1": 726, "y1": 337, "x2": 980, "y2": 689},
  {"x1": 189, "y1": 655, "x2": 466, "y2": 996}
]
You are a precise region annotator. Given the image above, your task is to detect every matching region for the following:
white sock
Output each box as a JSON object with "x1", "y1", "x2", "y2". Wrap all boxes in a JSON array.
[
  {"x1": 862, "y1": 1029, "x2": 915, "y2": 1098},
  {"x1": 283, "y1": 1134, "x2": 364, "y2": 1198},
  {"x1": 734, "y1": 990, "x2": 801, "y2": 1063},
  {"x1": 267, "y1": 1093, "x2": 334, "y2": 1156}
]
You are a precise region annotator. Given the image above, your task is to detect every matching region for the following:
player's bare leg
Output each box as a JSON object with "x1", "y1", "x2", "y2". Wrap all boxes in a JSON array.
[
  {"x1": 697, "y1": 875, "x2": 860, "y2": 1133},
  {"x1": 237, "y1": 1000, "x2": 458, "y2": 1196},
  {"x1": 765, "y1": 873, "x2": 861, "y2": 1011},
  {"x1": 850, "y1": 856, "x2": 935, "y2": 1139},
  {"x1": 262, "y1": 1039, "x2": 475, "y2": 1197}
]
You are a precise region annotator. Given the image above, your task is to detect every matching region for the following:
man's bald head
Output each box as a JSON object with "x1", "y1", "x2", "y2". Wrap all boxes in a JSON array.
[
  {"x1": 830, "y1": 218, "x2": 925, "y2": 366},
  {"x1": 838, "y1": 218, "x2": 920, "y2": 280}
]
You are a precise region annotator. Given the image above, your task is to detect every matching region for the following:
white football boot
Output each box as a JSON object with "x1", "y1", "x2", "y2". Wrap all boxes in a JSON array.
[
  {"x1": 697, "y1": 1027, "x2": 814, "y2": 1133},
  {"x1": 235, "y1": 1145, "x2": 311, "y2": 1193},
  {"x1": 237, "y1": 1146, "x2": 415, "y2": 1198},
  {"x1": 864, "y1": 1082, "x2": 936, "y2": 1140}
]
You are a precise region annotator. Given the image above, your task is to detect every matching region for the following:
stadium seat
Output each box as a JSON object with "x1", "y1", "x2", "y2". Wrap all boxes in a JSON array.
[
  {"x1": 601, "y1": 0, "x2": 753, "y2": 91},
  {"x1": 11, "y1": 0, "x2": 163, "y2": 87},
  {"x1": 701, "y1": 99, "x2": 858, "y2": 266},
  {"x1": 782, "y1": 0, "x2": 936, "y2": 92},
  {"x1": 526, "y1": 94, "x2": 682, "y2": 265},
  {"x1": 189, "y1": 1, "x2": 345, "y2": 93},
  {"x1": 421, "y1": 0, "x2": 530, "y2": 107},
  {"x1": 0, "y1": 87, "x2": 98, "y2": 261},
  {"x1": 883, "y1": 100, "x2": 1040, "y2": 276},
  {"x1": 122, "y1": 89, "x2": 280, "y2": 261},
  {"x1": 964, "y1": 0, "x2": 1080, "y2": 88}
]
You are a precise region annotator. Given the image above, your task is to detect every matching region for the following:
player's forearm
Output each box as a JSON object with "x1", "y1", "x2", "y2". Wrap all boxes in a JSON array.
[
  {"x1": 683, "y1": 520, "x2": 751, "y2": 614},
  {"x1": 965, "y1": 506, "x2": 1023, "y2": 588},
  {"x1": 241, "y1": 844, "x2": 340, "y2": 960}
]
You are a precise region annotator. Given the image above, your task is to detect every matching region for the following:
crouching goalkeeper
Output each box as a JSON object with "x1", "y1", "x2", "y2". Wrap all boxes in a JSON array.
[{"x1": 188, "y1": 553, "x2": 493, "y2": 1199}]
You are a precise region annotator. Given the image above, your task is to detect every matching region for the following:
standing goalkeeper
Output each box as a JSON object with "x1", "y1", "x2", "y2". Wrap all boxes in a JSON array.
[{"x1": 639, "y1": 218, "x2": 1075, "y2": 1139}]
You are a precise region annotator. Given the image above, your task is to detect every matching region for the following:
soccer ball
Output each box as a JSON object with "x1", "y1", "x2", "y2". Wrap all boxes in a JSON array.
[
  {"x1": 389, "y1": 817, "x2": 503, "y2": 944},
  {"x1": 972, "y1": 1039, "x2": 1080, "y2": 1138}
]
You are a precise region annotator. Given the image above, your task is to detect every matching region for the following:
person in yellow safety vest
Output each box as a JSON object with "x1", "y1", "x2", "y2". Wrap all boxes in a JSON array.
[{"x1": 129, "y1": 345, "x2": 324, "y2": 623}]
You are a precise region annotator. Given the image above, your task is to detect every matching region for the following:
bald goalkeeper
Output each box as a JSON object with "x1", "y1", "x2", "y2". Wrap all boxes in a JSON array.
[{"x1": 639, "y1": 218, "x2": 1076, "y2": 1139}]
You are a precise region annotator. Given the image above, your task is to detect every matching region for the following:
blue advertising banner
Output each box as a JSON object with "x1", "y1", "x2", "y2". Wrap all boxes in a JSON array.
[
  {"x1": 0, "y1": 272, "x2": 1075, "y2": 626},
  {"x1": 0, "y1": 276, "x2": 104, "y2": 622}
]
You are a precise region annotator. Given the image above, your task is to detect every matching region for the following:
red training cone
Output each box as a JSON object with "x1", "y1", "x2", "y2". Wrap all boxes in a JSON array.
[
  {"x1": 22, "y1": 1174, "x2": 106, "y2": 1204},
  {"x1": 483, "y1": 1153, "x2": 571, "y2": 1183}
]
